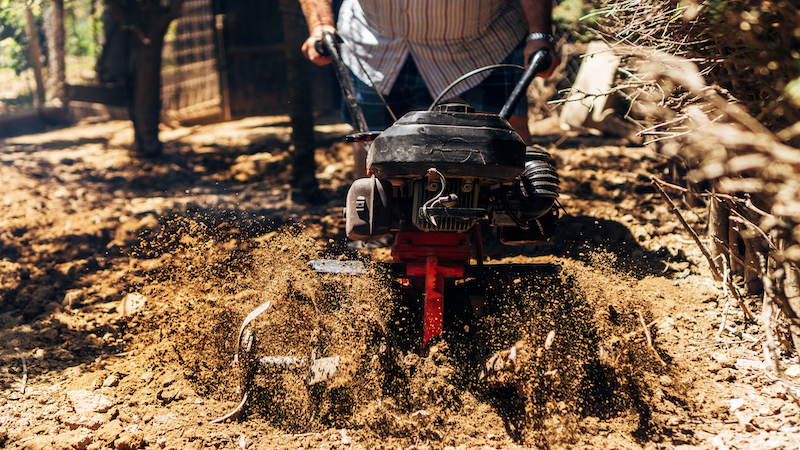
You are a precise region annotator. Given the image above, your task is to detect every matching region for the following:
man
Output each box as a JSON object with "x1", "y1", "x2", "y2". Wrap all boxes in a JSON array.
[{"x1": 299, "y1": 0, "x2": 561, "y2": 178}]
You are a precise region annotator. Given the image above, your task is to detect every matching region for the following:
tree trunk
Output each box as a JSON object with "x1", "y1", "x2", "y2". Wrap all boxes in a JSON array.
[
  {"x1": 24, "y1": 4, "x2": 47, "y2": 109},
  {"x1": 45, "y1": 0, "x2": 66, "y2": 106},
  {"x1": 280, "y1": 0, "x2": 319, "y2": 200}
]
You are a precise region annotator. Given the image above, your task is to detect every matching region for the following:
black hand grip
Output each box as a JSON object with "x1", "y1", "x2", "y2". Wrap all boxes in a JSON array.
[
  {"x1": 499, "y1": 48, "x2": 552, "y2": 120},
  {"x1": 314, "y1": 39, "x2": 329, "y2": 57}
]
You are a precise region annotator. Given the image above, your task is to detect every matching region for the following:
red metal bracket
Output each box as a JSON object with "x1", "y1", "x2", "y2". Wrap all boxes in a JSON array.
[{"x1": 391, "y1": 232, "x2": 470, "y2": 350}]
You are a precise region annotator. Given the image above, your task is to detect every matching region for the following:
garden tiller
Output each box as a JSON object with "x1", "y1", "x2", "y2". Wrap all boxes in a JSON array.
[{"x1": 213, "y1": 31, "x2": 560, "y2": 422}]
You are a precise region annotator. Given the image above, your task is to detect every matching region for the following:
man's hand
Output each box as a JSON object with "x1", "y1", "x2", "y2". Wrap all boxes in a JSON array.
[
  {"x1": 301, "y1": 24, "x2": 337, "y2": 66},
  {"x1": 524, "y1": 39, "x2": 560, "y2": 78}
]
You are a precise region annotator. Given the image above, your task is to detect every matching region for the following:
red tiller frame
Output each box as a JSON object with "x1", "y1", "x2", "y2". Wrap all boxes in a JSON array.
[{"x1": 391, "y1": 231, "x2": 473, "y2": 350}]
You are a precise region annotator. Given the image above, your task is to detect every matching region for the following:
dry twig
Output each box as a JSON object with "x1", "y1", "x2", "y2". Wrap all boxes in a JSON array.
[
  {"x1": 14, "y1": 347, "x2": 27, "y2": 395},
  {"x1": 638, "y1": 311, "x2": 666, "y2": 367},
  {"x1": 652, "y1": 176, "x2": 758, "y2": 323}
]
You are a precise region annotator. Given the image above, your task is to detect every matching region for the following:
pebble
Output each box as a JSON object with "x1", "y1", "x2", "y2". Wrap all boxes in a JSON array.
[
  {"x1": 114, "y1": 430, "x2": 145, "y2": 450},
  {"x1": 102, "y1": 373, "x2": 121, "y2": 388},
  {"x1": 64, "y1": 413, "x2": 108, "y2": 430},
  {"x1": 117, "y1": 293, "x2": 147, "y2": 317},
  {"x1": 66, "y1": 390, "x2": 114, "y2": 414},
  {"x1": 62, "y1": 290, "x2": 84, "y2": 309},
  {"x1": 53, "y1": 429, "x2": 93, "y2": 450},
  {"x1": 729, "y1": 398, "x2": 745, "y2": 412}
]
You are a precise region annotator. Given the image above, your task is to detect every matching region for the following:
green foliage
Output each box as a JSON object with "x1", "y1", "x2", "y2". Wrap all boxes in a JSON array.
[
  {"x1": 0, "y1": 36, "x2": 27, "y2": 74},
  {"x1": 65, "y1": 0, "x2": 102, "y2": 57},
  {"x1": 0, "y1": 0, "x2": 101, "y2": 73},
  {"x1": 0, "y1": 0, "x2": 40, "y2": 74},
  {"x1": 0, "y1": 0, "x2": 30, "y2": 35},
  {"x1": 553, "y1": 0, "x2": 596, "y2": 25}
]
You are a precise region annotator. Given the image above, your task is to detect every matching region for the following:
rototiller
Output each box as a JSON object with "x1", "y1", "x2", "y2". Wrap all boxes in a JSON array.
[{"x1": 212, "y1": 32, "x2": 560, "y2": 423}]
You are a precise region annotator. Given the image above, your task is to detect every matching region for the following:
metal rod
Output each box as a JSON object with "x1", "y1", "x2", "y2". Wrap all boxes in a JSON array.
[
  {"x1": 319, "y1": 32, "x2": 370, "y2": 133},
  {"x1": 499, "y1": 48, "x2": 551, "y2": 120}
]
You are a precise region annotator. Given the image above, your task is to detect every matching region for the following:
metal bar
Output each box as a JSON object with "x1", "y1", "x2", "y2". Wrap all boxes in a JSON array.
[
  {"x1": 499, "y1": 48, "x2": 552, "y2": 120},
  {"x1": 422, "y1": 256, "x2": 444, "y2": 350},
  {"x1": 319, "y1": 32, "x2": 369, "y2": 133}
]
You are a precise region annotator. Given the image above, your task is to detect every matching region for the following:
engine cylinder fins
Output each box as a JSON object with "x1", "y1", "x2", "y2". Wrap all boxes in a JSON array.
[{"x1": 520, "y1": 151, "x2": 560, "y2": 199}]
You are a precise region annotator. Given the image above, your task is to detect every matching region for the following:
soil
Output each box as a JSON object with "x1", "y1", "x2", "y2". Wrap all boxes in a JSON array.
[{"x1": 1, "y1": 115, "x2": 799, "y2": 450}]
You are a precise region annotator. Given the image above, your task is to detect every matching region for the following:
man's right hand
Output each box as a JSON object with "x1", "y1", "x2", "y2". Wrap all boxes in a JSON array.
[{"x1": 302, "y1": 25, "x2": 337, "y2": 66}]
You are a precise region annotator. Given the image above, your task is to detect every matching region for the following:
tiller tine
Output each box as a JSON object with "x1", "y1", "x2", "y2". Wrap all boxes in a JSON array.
[
  {"x1": 255, "y1": 353, "x2": 340, "y2": 385},
  {"x1": 308, "y1": 259, "x2": 367, "y2": 274},
  {"x1": 306, "y1": 354, "x2": 341, "y2": 385},
  {"x1": 211, "y1": 259, "x2": 366, "y2": 424}
]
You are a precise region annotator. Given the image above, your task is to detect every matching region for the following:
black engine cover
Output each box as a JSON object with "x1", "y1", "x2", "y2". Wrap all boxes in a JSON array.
[{"x1": 367, "y1": 104, "x2": 526, "y2": 182}]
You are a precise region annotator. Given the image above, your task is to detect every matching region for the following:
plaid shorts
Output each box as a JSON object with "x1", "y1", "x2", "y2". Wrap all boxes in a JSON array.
[{"x1": 343, "y1": 41, "x2": 527, "y2": 131}]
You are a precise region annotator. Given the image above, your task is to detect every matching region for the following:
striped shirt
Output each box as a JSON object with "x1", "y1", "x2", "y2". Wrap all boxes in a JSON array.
[{"x1": 337, "y1": 0, "x2": 528, "y2": 98}]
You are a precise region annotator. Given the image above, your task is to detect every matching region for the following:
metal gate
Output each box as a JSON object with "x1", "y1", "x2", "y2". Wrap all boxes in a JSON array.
[{"x1": 161, "y1": 0, "x2": 222, "y2": 123}]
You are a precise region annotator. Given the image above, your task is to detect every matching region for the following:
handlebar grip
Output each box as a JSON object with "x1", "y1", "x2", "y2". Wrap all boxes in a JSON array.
[
  {"x1": 314, "y1": 39, "x2": 329, "y2": 57},
  {"x1": 314, "y1": 31, "x2": 343, "y2": 57}
]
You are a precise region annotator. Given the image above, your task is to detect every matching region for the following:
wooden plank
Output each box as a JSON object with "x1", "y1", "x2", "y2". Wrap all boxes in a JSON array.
[{"x1": 560, "y1": 41, "x2": 621, "y2": 133}]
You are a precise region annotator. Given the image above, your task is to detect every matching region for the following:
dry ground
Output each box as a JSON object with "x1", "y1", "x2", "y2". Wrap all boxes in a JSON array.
[{"x1": 0, "y1": 116, "x2": 798, "y2": 449}]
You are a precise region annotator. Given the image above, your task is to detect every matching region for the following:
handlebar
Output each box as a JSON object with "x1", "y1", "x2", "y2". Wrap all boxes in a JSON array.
[
  {"x1": 498, "y1": 48, "x2": 552, "y2": 120},
  {"x1": 315, "y1": 32, "x2": 370, "y2": 134}
]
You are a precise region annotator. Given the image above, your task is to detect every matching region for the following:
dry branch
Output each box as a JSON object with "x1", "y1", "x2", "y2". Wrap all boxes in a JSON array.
[
  {"x1": 637, "y1": 311, "x2": 666, "y2": 367},
  {"x1": 595, "y1": 0, "x2": 800, "y2": 358},
  {"x1": 14, "y1": 347, "x2": 27, "y2": 395}
]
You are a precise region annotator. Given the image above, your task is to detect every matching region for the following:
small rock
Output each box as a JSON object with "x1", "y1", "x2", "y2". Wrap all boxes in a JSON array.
[
  {"x1": 117, "y1": 293, "x2": 147, "y2": 317},
  {"x1": 729, "y1": 398, "x2": 745, "y2": 413},
  {"x1": 102, "y1": 373, "x2": 121, "y2": 388},
  {"x1": 63, "y1": 290, "x2": 84, "y2": 309},
  {"x1": 151, "y1": 413, "x2": 177, "y2": 427},
  {"x1": 64, "y1": 413, "x2": 108, "y2": 430},
  {"x1": 123, "y1": 424, "x2": 143, "y2": 433},
  {"x1": 67, "y1": 389, "x2": 114, "y2": 414},
  {"x1": 114, "y1": 431, "x2": 145, "y2": 450},
  {"x1": 18, "y1": 435, "x2": 52, "y2": 450},
  {"x1": 53, "y1": 429, "x2": 94, "y2": 450},
  {"x1": 785, "y1": 364, "x2": 800, "y2": 378},
  {"x1": 140, "y1": 371, "x2": 155, "y2": 383},
  {"x1": 339, "y1": 430, "x2": 351, "y2": 445}
]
